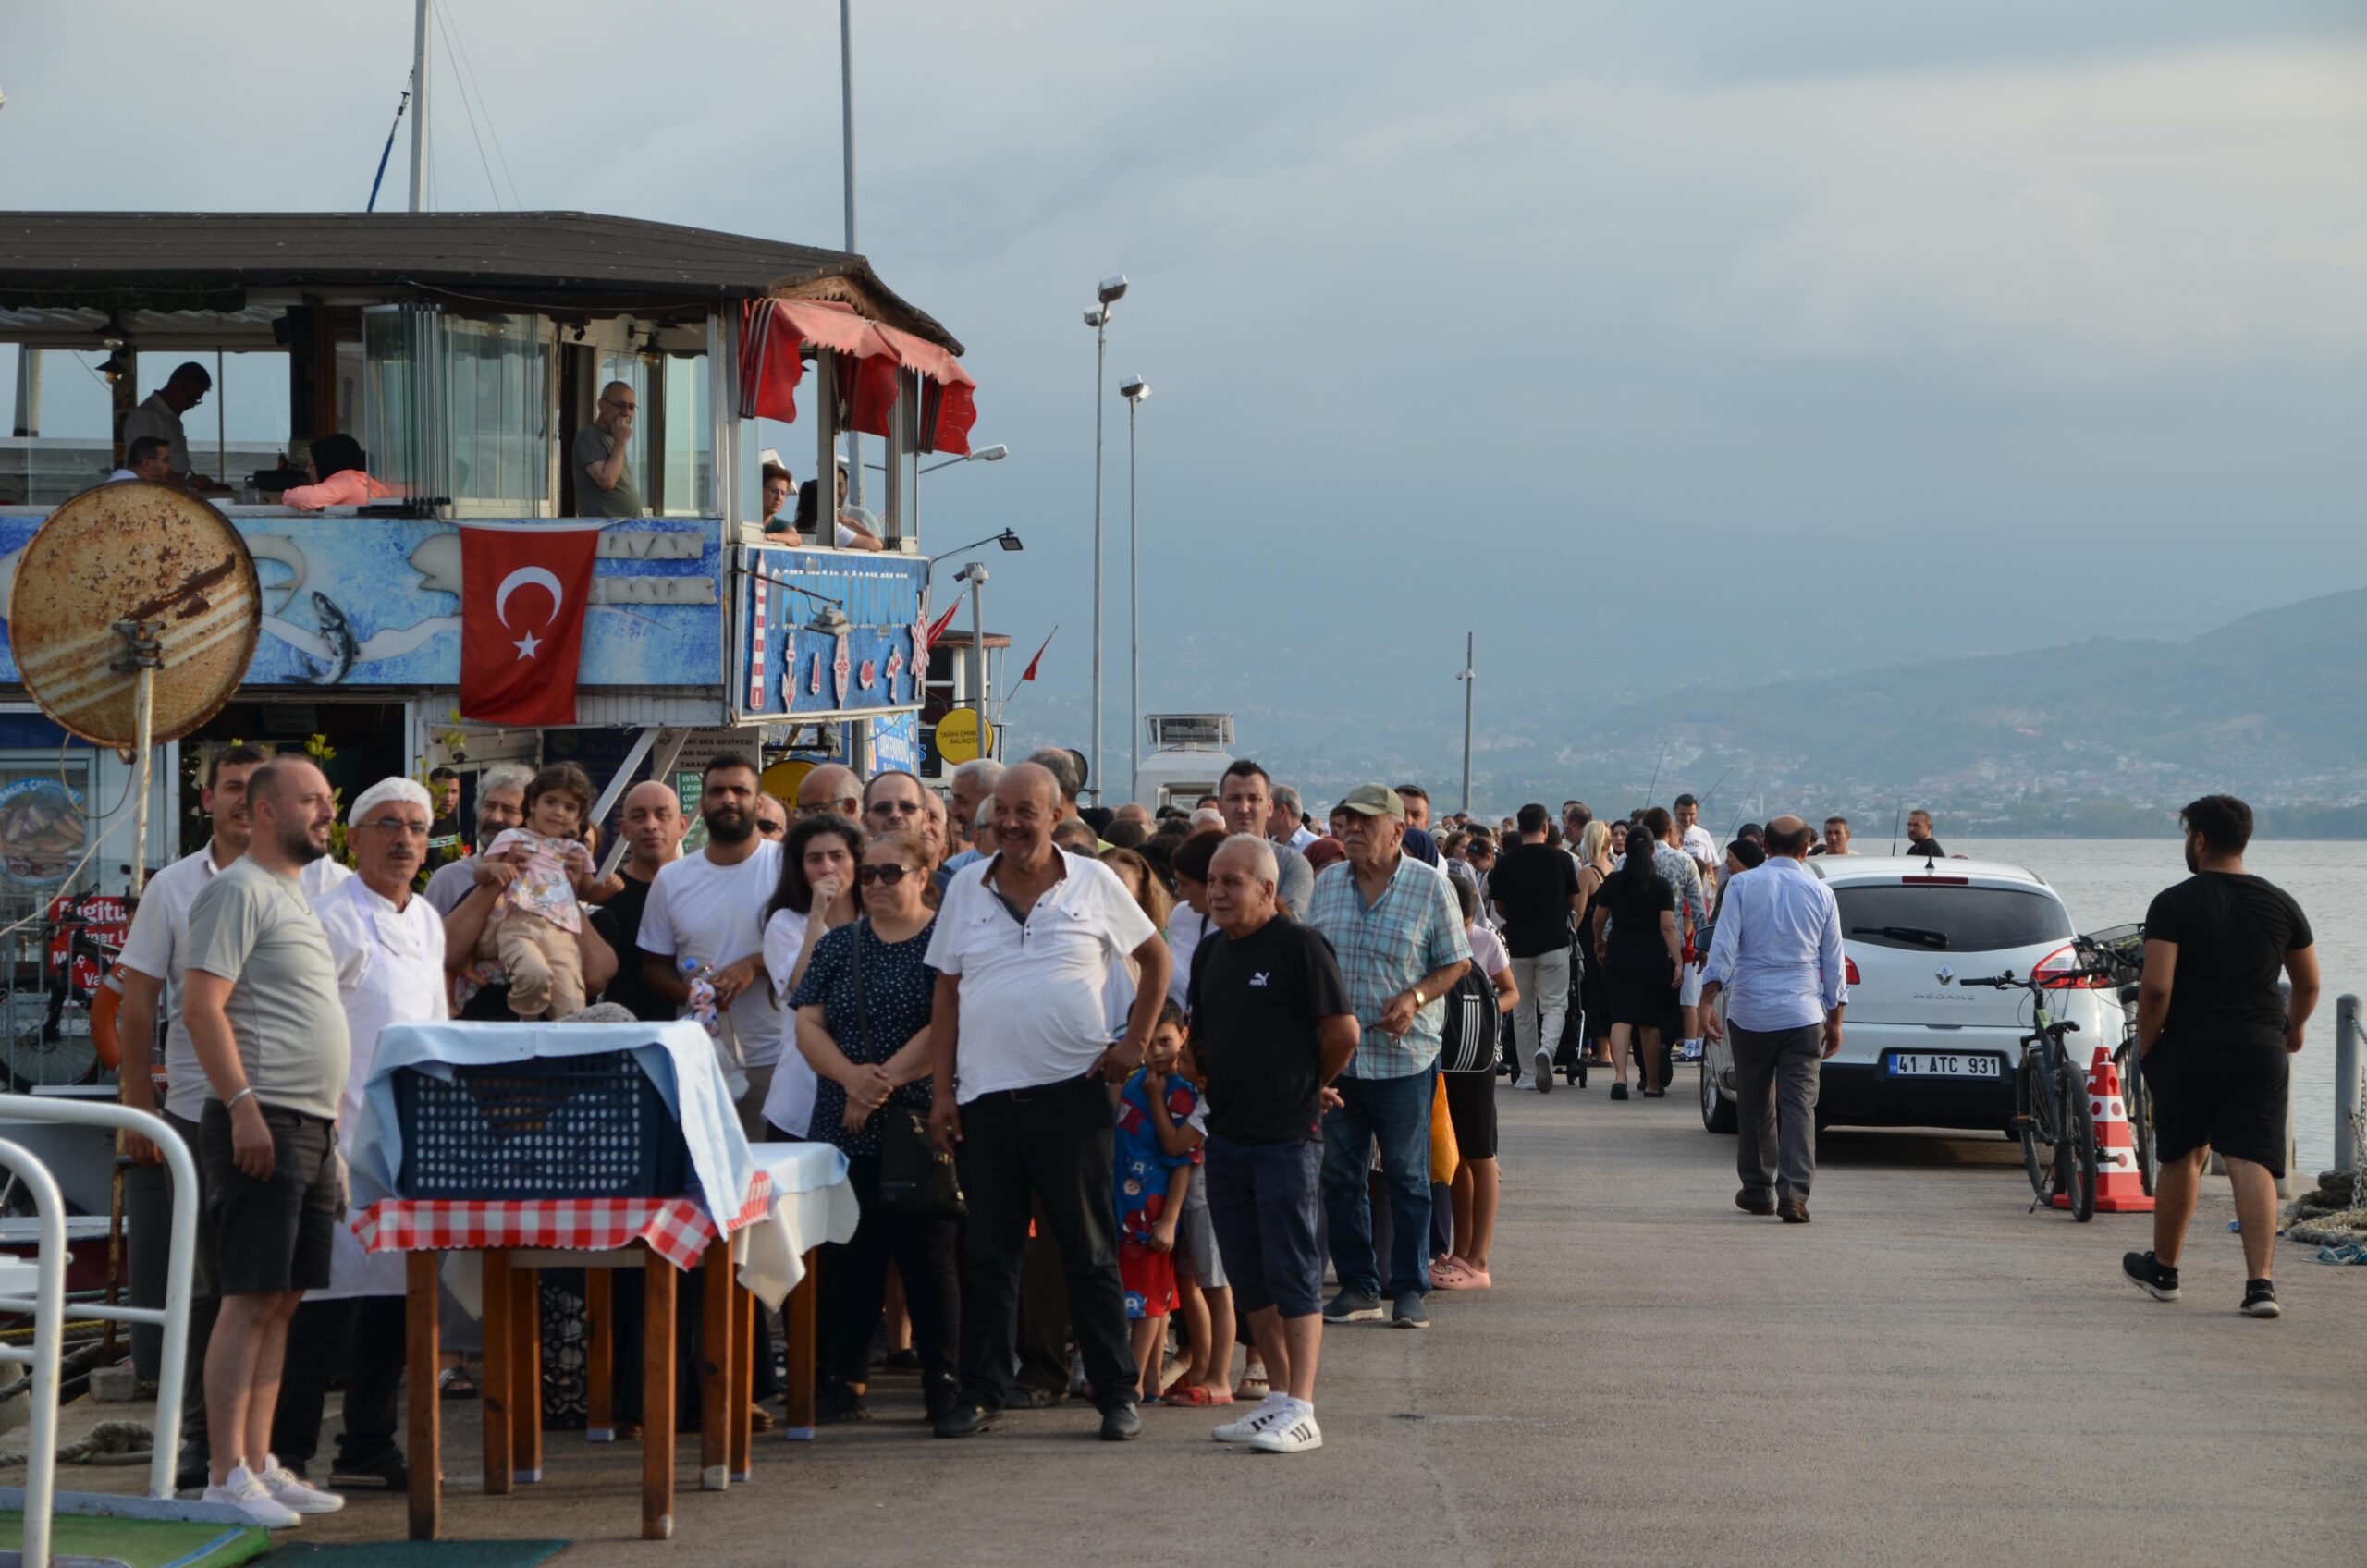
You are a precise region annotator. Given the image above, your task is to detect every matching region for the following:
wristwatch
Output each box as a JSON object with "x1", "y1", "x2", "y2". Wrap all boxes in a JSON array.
[{"x1": 1412, "y1": 987, "x2": 1427, "y2": 1007}]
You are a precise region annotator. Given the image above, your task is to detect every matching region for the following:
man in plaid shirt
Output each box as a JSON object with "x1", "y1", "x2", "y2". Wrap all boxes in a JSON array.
[{"x1": 1305, "y1": 784, "x2": 1471, "y2": 1330}]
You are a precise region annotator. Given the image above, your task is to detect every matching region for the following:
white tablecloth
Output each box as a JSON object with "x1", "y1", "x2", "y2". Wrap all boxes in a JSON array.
[{"x1": 734, "y1": 1142, "x2": 859, "y2": 1309}]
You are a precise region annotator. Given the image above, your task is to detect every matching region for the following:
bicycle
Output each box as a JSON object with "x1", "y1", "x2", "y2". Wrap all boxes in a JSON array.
[{"x1": 1955, "y1": 952, "x2": 2116, "y2": 1221}]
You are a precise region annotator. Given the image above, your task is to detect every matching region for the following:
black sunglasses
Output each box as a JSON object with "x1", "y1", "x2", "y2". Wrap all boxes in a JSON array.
[{"x1": 856, "y1": 864, "x2": 912, "y2": 886}]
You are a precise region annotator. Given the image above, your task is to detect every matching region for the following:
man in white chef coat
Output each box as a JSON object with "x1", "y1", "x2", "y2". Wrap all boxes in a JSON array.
[{"x1": 269, "y1": 778, "x2": 445, "y2": 1491}]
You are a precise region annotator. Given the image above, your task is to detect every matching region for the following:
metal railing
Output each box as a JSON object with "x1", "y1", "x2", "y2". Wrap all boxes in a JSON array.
[
  {"x1": 2336, "y1": 994, "x2": 2361, "y2": 1180},
  {"x1": 0, "y1": 1097, "x2": 197, "y2": 1563}
]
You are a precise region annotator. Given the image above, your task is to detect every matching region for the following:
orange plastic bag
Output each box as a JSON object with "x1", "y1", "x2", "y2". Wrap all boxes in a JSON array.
[{"x1": 1429, "y1": 1072, "x2": 1459, "y2": 1185}]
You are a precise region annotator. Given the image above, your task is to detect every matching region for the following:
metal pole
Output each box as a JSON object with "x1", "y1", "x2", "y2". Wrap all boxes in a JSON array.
[
  {"x1": 10, "y1": 347, "x2": 39, "y2": 437},
  {"x1": 407, "y1": 0, "x2": 431, "y2": 213},
  {"x1": 2337, "y1": 993, "x2": 2361, "y2": 1175},
  {"x1": 838, "y1": 0, "x2": 864, "y2": 512},
  {"x1": 1128, "y1": 398, "x2": 1139, "y2": 805},
  {"x1": 1459, "y1": 631, "x2": 1476, "y2": 815},
  {"x1": 1091, "y1": 312, "x2": 1106, "y2": 804},
  {"x1": 0, "y1": 1141, "x2": 62, "y2": 1568},
  {"x1": 966, "y1": 565, "x2": 987, "y2": 719},
  {"x1": 214, "y1": 349, "x2": 226, "y2": 488},
  {"x1": 130, "y1": 667, "x2": 153, "y2": 896}
]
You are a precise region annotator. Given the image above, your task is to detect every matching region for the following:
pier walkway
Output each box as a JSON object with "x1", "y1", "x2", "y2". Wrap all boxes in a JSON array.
[{"x1": 74, "y1": 1080, "x2": 2365, "y2": 1565}]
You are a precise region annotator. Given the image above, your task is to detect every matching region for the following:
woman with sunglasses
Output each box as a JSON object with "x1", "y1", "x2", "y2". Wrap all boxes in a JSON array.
[
  {"x1": 788, "y1": 829, "x2": 956, "y2": 1424},
  {"x1": 757, "y1": 814, "x2": 863, "y2": 1143}
]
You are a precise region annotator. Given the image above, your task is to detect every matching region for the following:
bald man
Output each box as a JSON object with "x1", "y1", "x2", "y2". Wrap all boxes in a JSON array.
[
  {"x1": 925, "y1": 763, "x2": 1171, "y2": 1441},
  {"x1": 588, "y1": 780, "x2": 689, "y2": 1023},
  {"x1": 1699, "y1": 815, "x2": 1846, "y2": 1224},
  {"x1": 573, "y1": 380, "x2": 644, "y2": 517},
  {"x1": 796, "y1": 763, "x2": 862, "y2": 822}
]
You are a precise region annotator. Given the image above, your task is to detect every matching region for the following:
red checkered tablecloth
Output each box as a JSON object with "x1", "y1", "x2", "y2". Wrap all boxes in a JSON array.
[{"x1": 356, "y1": 1172, "x2": 774, "y2": 1271}]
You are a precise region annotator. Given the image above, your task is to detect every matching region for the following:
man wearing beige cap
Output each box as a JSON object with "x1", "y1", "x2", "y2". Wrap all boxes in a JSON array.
[{"x1": 1304, "y1": 785, "x2": 1471, "y2": 1330}]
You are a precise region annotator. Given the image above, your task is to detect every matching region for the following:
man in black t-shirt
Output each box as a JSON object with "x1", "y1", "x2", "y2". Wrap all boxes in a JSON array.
[
  {"x1": 1488, "y1": 804, "x2": 1584, "y2": 1094},
  {"x1": 2125, "y1": 794, "x2": 2319, "y2": 1319},
  {"x1": 1904, "y1": 809, "x2": 1944, "y2": 859},
  {"x1": 1188, "y1": 836, "x2": 1358, "y2": 1455},
  {"x1": 587, "y1": 780, "x2": 690, "y2": 1023}
]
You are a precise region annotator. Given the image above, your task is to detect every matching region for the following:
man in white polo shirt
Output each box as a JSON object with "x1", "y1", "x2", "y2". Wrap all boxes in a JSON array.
[
  {"x1": 925, "y1": 762, "x2": 1171, "y2": 1444},
  {"x1": 116, "y1": 742, "x2": 267, "y2": 1490}
]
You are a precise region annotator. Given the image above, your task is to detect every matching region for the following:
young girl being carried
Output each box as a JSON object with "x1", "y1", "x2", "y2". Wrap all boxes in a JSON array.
[{"x1": 477, "y1": 764, "x2": 600, "y2": 1019}]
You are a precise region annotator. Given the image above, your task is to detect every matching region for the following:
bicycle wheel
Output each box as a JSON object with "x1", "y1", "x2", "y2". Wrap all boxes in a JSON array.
[
  {"x1": 2016, "y1": 1051, "x2": 2055, "y2": 1201},
  {"x1": 2056, "y1": 1060, "x2": 2097, "y2": 1222},
  {"x1": 2120, "y1": 1046, "x2": 2158, "y2": 1195}
]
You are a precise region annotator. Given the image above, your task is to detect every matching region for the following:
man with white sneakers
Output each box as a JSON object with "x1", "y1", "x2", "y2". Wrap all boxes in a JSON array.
[{"x1": 1193, "y1": 837, "x2": 1359, "y2": 1453}]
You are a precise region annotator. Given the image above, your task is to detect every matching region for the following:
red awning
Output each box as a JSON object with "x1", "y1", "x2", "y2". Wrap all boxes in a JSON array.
[{"x1": 738, "y1": 298, "x2": 978, "y2": 456}]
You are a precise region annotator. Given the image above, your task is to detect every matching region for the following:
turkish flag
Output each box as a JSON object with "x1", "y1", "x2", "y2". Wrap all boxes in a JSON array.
[{"x1": 459, "y1": 522, "x2": 601, "y2": 726}]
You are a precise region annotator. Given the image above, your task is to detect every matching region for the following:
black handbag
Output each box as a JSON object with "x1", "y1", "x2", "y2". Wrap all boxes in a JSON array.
[{"x1": 851, "y1": 916, "x2": 965, "y2": 1219}]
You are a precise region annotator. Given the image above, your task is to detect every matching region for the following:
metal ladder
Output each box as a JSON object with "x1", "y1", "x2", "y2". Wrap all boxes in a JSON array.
[{"x1": 0, "y1": 1097, "x2": 197, "y2": 1568}]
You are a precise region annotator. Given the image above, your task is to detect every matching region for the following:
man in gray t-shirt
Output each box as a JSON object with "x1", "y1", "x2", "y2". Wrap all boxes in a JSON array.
[
  {"x1": 572, "y1": 379, "x2": 644, "y2": 517},
  {"x1": 1218, "y1": 759, "x2": 1314, "y2": 917},
  {"x1": 179, "y1": 757, "x2": 356, "y2": 1519}
]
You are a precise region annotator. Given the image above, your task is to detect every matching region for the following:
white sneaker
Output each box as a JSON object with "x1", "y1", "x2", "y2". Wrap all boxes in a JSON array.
[
  {"x1": 1533, "y1": 1049, "x2": 1553, "y2": 1093},
  {"x1": 202, "y1": 1464, "x2": 302, "y2": 1529},
  {"x1": 1248, "y1": 1403, "x2": 1323, "y2": 1453},
  {"x1": 1212, "y1": 1393, "x2": 1293, "y2": 1444},
  {"x1": 260, "y1": 1461, "x2": 347, "y2": 1514}
]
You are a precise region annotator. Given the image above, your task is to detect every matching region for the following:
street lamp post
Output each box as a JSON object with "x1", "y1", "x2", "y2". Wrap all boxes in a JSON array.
[
  {"x1": 839, "y1": 0, "x2": 864, "y2": 512},
  {"x1": 1457, "y1": 631, "x2": 1476, "y2": 815},
  {"x1": 1085, "y1": 275, "x2": 1127, "y2": 804},
  {"x1": 956, "y1": 563, "x2": 988, "y2": 721},
  {"x1": 1120, "y1": 376, "x2": 1150, "y2": 803}
]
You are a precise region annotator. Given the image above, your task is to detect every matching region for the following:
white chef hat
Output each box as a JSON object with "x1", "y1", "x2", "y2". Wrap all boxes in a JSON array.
[{"x1": 348, "y1": 776, "x2": 433, "y2": 826}]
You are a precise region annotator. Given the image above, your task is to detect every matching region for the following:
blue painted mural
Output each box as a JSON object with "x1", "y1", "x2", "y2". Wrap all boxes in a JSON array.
[
  {"x1": 737, "y1": 545, "x2": 929, "y2": 721},
  {"x1": 0, "y1": 513, "x2": 724, "y2": 692}
]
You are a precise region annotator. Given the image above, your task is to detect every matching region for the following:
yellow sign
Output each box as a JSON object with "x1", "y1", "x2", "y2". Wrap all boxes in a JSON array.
[
  {"x1": 762, "y1": 758, "x2": 815, "y2": 802},
  {"x1": 936, "y1": 708, "x2": 993, "y2": 764}
]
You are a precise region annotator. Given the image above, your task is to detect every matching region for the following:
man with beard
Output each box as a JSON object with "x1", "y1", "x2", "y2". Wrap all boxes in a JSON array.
[
  {"x1": 272, "y1": 778, "x2": 444, "y2": 1491},
  {"x1": 115, "y1": 743, "x2": 267, "y2": 1488},
  {"x1": 589, "y1": 780, "x2": 692, "y2": 1023},
  {"x1": 181, "y1": 758, "x2": 354, "y2": 1526},
  {"x1": 639, "y1": 754, "x2": 785, "y2": 1137}
]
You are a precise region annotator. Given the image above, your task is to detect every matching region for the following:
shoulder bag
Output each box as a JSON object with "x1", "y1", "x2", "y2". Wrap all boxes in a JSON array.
[{"x1": 852, "y1": 916, "x2": 965, "y2": 1219}]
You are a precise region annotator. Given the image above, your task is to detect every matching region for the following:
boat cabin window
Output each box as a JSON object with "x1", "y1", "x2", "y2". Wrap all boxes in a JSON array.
[{"x1": 1, "y1": 343, "x2": 296, "y2": 507}]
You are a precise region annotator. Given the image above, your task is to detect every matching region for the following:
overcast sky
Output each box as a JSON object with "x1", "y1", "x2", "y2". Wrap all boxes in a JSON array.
[{"x1": 7, "y1": 2, "x2": 2364, "y2": 768}]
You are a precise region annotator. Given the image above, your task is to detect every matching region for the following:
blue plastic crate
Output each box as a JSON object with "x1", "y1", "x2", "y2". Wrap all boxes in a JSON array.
[{"x1": 392, "y1": 1050, "x2": 691, "y2": 1201}]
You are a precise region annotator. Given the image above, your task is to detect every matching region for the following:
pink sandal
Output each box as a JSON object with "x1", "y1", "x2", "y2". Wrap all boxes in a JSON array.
[
  {"x1": 1432, "y1": 1257, "x2": 1492, "y2": 1291},
  {"x1": 1163, "y1": 1383, "x2": 1233, "y2": 1407}
]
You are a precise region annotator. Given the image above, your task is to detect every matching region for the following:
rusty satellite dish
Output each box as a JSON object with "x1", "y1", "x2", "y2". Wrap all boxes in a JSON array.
[{"x1": 10, "y1": 480, "x2": 260, "y2": 751}]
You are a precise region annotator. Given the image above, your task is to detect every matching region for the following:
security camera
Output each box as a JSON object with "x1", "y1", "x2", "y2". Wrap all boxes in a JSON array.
[
  {"x1": 1120, "y1": 376, "x2": 1150, "y2": 402},
  {"x1": 1097, "y1": 275, "x2": 1129, "y2": 305}
]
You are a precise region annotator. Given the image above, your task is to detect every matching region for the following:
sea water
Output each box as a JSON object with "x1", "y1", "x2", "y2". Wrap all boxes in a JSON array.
[{"x1": 1953, "y1": 838, "x2": 2360, "y2": 1176}]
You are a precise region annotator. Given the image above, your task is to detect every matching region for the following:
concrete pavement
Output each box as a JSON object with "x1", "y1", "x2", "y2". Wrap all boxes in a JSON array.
[{"x1": 82, "y1": 1072, "x2": 2366, "y2": 1564}]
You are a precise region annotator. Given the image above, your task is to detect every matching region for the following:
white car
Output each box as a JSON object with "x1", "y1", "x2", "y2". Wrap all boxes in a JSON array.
[{"x1": 1699, "y1": 855, "x2": 2126, "y2": 1135}]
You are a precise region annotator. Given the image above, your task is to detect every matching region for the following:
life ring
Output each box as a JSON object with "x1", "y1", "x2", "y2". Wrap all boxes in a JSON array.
[{"x1": 91, "y1": 971, "x2": 122, "y2": 1072}]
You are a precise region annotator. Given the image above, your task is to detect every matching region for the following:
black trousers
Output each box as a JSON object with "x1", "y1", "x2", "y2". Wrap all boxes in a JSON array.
[
  {"x1": 272, "y1": 1295, "x2": 406, "y2": 1467},
  {"x1": 1014, "y1": 1216, "x2": 1072, "y2": 1398},
  {"x1": 953, "y1": 1075, "x2": 1136, "y2": 1414},
  {"x1": 819, "y1": 1152, "x2": 960, "y2": 1411}
]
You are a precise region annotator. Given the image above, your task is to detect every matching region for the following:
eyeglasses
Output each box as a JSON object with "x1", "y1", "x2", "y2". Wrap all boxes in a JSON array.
[
  {"x1": 856, "y1": 864, "x2": 912, "y2": 887},
  {"x1": 756, "y1": 821, "x2": 784, "y2": 837},
  {"x1": 360, "y1": 818, "x2": 430, "y2": 838},
  {"x1": 600, "y1": 397, "x2": 637, "y2": 411},
  {"x1": 867, "y1": 800, "x2": 924, "y2": 817}
]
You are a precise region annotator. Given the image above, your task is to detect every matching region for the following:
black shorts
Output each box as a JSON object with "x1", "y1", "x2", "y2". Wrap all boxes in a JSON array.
[
  {"x1": 1441, "y1": 1068, "x2": 1499, "y2": 1161},
  {"x1": 200, "y1": 1100, "x2": 341, "y2": 1296},
  {"x1": 2140, "y1": 1034, "x2": 2290, "y2": 1179}
]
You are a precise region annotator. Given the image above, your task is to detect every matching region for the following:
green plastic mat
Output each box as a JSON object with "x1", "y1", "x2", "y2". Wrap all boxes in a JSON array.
[
  {"x1": 0, "y1": 1510, "x2": 266, "y2": 1568},
  {"x1": 265, "y1": 1543, "x2": 568, "y2": 1567}
]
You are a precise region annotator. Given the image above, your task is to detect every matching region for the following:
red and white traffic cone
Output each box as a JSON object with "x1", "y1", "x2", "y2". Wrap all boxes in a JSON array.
[{"x1": 2059, "y1": 1045, "x2": 2153, "y2": 1214}]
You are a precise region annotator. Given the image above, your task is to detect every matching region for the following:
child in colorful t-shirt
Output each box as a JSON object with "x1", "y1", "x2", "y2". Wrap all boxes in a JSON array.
[{"x1": 1114, "y1": 1002, "x2": 1200, "y2": 1403}]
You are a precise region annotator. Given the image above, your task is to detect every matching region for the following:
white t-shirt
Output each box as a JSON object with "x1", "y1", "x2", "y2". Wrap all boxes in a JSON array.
[
  {"x1": 1163, "y1": 900, "x2": 1211, "y2": 1013},
  {"x1": 1466, "y1": 922, "x2": 1511, "y2": 983},
  {"x1": 758, "y1": 906, "x2": 820, "y2": 1136},
  {"x1": 1681, "y1": 824, "x2": 1719, "y2": 870},
  {"x1": 117, "y1": 844, "x2": 236, "y2": 1121},
  {"x1": 637, "y1": 840, "x2": 786, "y2": 1067},
  {"x1": 923, "y1": 851, "x2": 1158, "y2": 1103}
]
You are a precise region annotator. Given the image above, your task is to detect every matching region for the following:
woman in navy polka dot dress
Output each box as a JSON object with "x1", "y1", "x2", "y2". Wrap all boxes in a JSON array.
[{"x1": 788, "y1": 829, "x2": 953, "y2": 1423}]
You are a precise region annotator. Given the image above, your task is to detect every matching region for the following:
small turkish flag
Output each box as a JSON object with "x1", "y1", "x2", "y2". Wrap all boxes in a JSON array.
[{"x1": 459, "y1": 522, "x2": 601, "y2": 726}]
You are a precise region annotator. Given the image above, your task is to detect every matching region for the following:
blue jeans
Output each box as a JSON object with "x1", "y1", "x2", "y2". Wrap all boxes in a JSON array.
[{"x1": 1320, "y1": 1065, "x2": 1435, "y2": 1301}]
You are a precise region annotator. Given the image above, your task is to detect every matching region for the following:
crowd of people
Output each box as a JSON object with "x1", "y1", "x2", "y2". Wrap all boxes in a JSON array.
[{"x1": 108, "y1": 731, "x2": 2320, "y2": 1525}]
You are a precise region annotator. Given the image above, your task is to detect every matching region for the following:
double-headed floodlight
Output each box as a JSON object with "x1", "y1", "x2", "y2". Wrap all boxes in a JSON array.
[{"x1": 1120, "y1": 376, "x2": 1150, "y2": 404}]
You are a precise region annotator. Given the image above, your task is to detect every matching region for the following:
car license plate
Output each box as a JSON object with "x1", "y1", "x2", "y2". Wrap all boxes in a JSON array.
[{"x1": 1887, "y1": 1053, "x2": 2000, "y2": 1078}]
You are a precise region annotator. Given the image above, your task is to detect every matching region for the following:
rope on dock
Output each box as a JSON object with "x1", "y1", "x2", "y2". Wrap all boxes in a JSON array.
[{"x1": 0, "y1": 1417, "x2": 154, "y2": 1467}]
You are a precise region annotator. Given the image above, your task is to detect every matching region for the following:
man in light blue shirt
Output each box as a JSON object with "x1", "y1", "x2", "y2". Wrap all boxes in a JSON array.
[{"x1": 1701, "y1": 815, "x2": 1846, "y2": 1224}]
